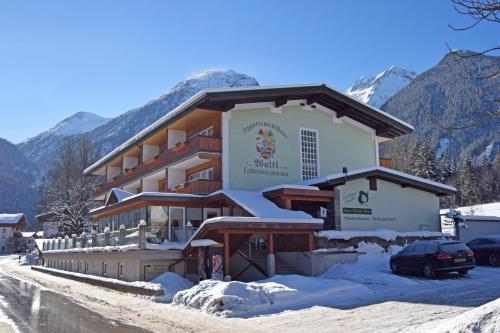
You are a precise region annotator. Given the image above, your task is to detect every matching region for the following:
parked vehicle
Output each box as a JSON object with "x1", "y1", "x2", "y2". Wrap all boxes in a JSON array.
[
  {"x1": 390, "y1": 240, "x2": 475, "y2": 279},
  {"x1": 466, "y1": 236, "x2": 500, "y2": 267}
]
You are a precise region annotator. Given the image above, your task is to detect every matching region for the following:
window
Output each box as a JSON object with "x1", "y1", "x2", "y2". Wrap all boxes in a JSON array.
[
  {"x1": 102, "y1": 262, "x2": 108, "y2": 276},
  {"x1": 188, "y1": 167, "x2": 214, "y2": 181},
  {"x1": 424, "y1": 242, "x2": 438, "y2": 253},
  {"x1": 414, "y1": 243, "x2": 427, "y2": 253},
  {"x1": 300, "y1": 129, "x2": 319, "y2": 180}
]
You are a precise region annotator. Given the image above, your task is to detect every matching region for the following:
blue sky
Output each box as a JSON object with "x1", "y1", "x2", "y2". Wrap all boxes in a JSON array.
[{"x1": 0, "y1": 0, "x2": 497, "y2": 143}]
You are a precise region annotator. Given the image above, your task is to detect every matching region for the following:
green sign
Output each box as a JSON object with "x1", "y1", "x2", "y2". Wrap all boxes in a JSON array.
[{"x1": 342, "y1": 207, "x2": 373, "y2": 215}]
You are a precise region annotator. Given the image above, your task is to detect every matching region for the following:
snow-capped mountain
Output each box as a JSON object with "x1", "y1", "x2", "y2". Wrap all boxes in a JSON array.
[
  {"x1": 382, "y1": 51, "x2": 499, "y2": 162},
  {"x1": 44, "y1": 111, "x2": 111, "y2": 137},
  {"x1": 18, "y1": 70, "x2": 259, "y2": 172},
  {"x1": 86, "y1": 70, "x2": 259, "y2": 157},
  {"x1": 18, "y1": 112, "x2": 110, "y2": 172},
  {"x1": 346, "y1": 66, "x2": 417, "y2": 108}
]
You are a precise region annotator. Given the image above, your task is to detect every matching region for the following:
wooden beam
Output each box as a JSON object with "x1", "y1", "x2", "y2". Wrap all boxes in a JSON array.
[
  {"x1": 223, "y1": 232, "x2": 230, "y2": 278},
  {"x1": 268, "y1": 233, "x2": 274, "y2": 255}
]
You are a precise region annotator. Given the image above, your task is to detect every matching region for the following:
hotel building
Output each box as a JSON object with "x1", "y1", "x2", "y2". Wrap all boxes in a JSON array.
[{"x1": 41, "y1": 84, "x2": 455, "y2": 282}]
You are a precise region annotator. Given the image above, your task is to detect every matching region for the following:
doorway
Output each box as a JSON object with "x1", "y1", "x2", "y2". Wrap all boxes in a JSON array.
[{"x1": 168, "y1": 207, "x2": 185, "y2": 242}]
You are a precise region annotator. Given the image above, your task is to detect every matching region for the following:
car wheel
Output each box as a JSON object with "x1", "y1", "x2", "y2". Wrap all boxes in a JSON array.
[
  {"x1": 390, "y1": 261, "x2": 400, "y2": 275},
  {"x1": 489, "y1": 253, "x2": 500, "y2": 267},
  {"x1": 423, "y1": 263, "x2": 435, "y2": 279},
  {"x1": 458, "y1": 269, "x2": 469, "y2": 276}
]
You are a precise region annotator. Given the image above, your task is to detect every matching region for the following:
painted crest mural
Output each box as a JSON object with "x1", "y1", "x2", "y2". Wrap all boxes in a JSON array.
[{"x1": 256, "y1": 129, "x2": 276, "y2": 160}]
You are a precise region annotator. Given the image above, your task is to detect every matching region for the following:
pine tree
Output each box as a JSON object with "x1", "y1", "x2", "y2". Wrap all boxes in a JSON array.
[{"x1": 457, "y1": 157, "x2": 479, "y2": 206}]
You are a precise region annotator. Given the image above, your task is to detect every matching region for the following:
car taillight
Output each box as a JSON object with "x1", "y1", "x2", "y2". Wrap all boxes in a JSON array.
[
  {"x1": 437, "y1": 253, "x2": 453, "y2": 260},
  {"x1": 467, "y1": 251, "x2": 474, "y2": 257}
]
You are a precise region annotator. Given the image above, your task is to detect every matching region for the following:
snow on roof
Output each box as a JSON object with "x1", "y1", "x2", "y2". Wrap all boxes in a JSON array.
[
  {"x1": 440, "y1": 202, "x2": 500, "y2": 218},
  {"x1": 0, "y1": 213, "x2": 24, "y2": 224},
  {"x1": 104, "y1": 188, "x2": 134, "y2": 206},
  {"x1": 91, "y1": 191, "x2": 206, "y2": 213},
  {"x1": 190, "y1": 239, "x2": 220, "y2": 247},
  {"x1": 21, "y1": 232, "x2": 36, "y2": 238},
  {"x1": 454, "y1": 215, "x2": 500, "y2": 222},
  {"x1": 317, "y1": 229, "x2": 451, "y2": 241},
  {"x1": 261, "y1": 184, "x2": 320, "y2": 193},
  {"x1": 84, "y1": 84, "x2": 413, "y2": 175},
  {"x1": 111, "y1": 188, "x2": 134, "y2": 202},
  {"x1": 214, "y1": 189, "x2": 316, "y2": 220},
  {"x1": 35, "y1": 231, "x2": 44, "y2": 237},
  {"x1": 301, "y1": 166, "x2": 456, "y2": 193},
  {"x1": 204, "y1": 216, "x2": 323, "y2": 224}
]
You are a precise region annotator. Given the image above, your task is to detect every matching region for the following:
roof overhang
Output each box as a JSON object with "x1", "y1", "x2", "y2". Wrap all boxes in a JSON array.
[
  {"x1": 84, "y1": 84, "x2": 413, "y2": 175},
  {"x1": 305, "y1": 166, "x2": 456, "y2": 196}
]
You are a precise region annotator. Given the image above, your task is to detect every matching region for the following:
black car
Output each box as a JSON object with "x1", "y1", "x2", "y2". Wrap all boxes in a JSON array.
[
  {"x1": 390, "y1": 240, "x2": 475, "y2": 279},
  {"x1": 466, "y1": 236, "x2": 500, "y2": 267}
]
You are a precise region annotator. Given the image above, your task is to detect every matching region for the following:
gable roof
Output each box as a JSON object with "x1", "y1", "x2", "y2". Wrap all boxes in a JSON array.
[
  {"x1": 302, "y1": 166, "x2": 456, "y2": 196},
  {"x1": 0, "y1": 213, "x2": 26, "y2": 225},
  {"x1": 104, "y1": 188, "x2": 134, "y2": 206},
  {"x1": 84, "y1": 84, "x2": 414, "y2": 175}
]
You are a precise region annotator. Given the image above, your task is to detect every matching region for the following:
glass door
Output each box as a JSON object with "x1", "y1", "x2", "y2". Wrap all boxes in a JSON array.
[{"x1": 168, "y1": 207, "x2": 185, "y2": 242}]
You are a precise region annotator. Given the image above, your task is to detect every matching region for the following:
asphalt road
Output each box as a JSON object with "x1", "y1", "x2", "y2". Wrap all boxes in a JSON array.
[{"x1": 0, "y1": 270, "x2": 151, "y2": 333}]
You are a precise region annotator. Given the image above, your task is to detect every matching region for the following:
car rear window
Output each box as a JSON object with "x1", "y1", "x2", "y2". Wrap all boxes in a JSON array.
[{"x1": 439, "y1": 242, "x2": 469, "y2": 253}]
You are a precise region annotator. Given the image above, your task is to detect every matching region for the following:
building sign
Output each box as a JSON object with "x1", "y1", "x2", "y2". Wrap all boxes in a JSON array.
[
  {"x1": 341, "y1": 188, "x2": 396, "y2": 223},
  {"x1": 241, "y1": 121, "x2": 289, "y2": 177}
]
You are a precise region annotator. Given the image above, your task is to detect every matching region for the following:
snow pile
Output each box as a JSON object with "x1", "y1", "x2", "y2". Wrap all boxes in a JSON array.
[
  {"x1": 172, "y1": 275, "x2": 372, "y2": 317},
  {"x1": 321, "y1": 242, "x2": 418, "y2": 289},
  {"x1": 317, "y1": 229, "x2": 450, "y2": 241},
  {"x1": 429, "y1": 297, "x2": 500, "y2": 333},
  {"x1": 151, "y1": 272, "x2": 193, "y2": 303}
]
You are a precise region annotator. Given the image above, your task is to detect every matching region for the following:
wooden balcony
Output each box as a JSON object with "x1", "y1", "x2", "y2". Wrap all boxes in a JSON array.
[
  {"x1": 171, "y1": 179, "x2": 222, "y2": 195},
  {"x1": 93, "y1": 136, "x2": 222, "y2": 197},
  {"x1": 379, "y1": 158, "x2": 393, "y2": 169}
]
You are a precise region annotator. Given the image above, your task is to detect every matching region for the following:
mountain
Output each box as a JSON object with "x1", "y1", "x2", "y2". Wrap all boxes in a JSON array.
[
  {"x1": 85, "y1": 70, "x2": 259, "y2": 157},
  {"x1": 0, "y1": 138, "x2": 38, "y2": 229},
  {"x1": 381, "y1": 51, "x2": 500, "y2": 163},
  {"x1": 18, "y1": 70, "x2": 258, "y2": 172},
  {"x1": 346, "y1": 66, "x2": 418, "y2": 108},
  {"x1": 18, "y1": 112, "x2": 110, "y2": 173}
]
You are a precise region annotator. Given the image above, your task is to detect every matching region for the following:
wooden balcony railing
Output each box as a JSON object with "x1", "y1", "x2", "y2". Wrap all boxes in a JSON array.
[
  {"x1": 93, "y1": 136, "x2": 222, "y2": 197},
  {"x1": 171, "y1": 179, "x2": 222, "y2": 195},
  {"x1": 379, "y1": 158, "x2": 393, "y2": 169}
]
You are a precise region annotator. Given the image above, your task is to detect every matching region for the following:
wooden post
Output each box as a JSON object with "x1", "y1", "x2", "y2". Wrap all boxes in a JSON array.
[
  {"x1": 228, "y1": 205, "x2": 234, "y2": 216},
  {"x1": 284, "y1": 198, "x2": 292, "y2": 210},
  {"x1": 308, "y1": 232, "x2": 315, "y2": 252},
  {"x1": 268, "y1": 233, "x2": 274, "y2": 254},
  {"x1": 223, "y1": 232, "x2": 230, "y2": 280}
]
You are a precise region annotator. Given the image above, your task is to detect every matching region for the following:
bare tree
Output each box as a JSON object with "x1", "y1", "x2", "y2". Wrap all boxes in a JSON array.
[{"x1": 40, "y1": 135, "x2": 98, "y2": 236}]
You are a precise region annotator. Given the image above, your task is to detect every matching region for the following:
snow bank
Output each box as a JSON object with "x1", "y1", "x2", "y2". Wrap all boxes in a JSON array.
[
  {"x1": 430, "y1": 297, "x2": 500, "y2": 333},
  {"x1": 317, "y1": 229, "x2": 450, "y2": 241},
  {"x1": 321, "y1": 242, "x2": 418, "y2": 289},
  {"x1": 172, "y1": 275, "x2": 372, "y2": 317},
  {"x1": 152, "y1": 272, "x2": 193, "y2": 303}
]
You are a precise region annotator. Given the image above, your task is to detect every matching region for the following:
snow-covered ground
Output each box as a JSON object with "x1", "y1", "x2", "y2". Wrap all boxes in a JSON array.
[{"x1": 2, "y1": 247, "x2": 500, "y2": 332}]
